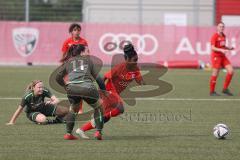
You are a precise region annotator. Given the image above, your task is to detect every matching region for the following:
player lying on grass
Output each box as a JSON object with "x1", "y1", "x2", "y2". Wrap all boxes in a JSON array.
[
  {"x1": 56, "y1": 44, "x2": 106, "y2": 140},
  {"x1": 6, "y1": 80, "x2": 68, "y2": 125},
  {"x1": 76, "y1": 43, "x2": 145, "y2": 138}
]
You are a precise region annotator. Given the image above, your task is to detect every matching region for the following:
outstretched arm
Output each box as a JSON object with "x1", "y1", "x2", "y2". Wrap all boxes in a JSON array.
[{"x1": 6, "y1": 105, "x2": 24, "y2": 125}]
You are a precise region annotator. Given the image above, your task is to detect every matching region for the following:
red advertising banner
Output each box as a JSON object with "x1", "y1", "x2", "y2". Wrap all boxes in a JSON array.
[{"x1": 0, "y1": 21, "x2": 239, "y2": 67}]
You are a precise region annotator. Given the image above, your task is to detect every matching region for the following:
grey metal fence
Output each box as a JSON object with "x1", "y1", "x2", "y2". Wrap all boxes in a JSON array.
[{"x1": 0, "y1": 0, "x2": 83, "y2": 22}]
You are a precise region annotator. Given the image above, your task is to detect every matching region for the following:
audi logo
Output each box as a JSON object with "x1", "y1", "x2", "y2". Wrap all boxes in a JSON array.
[{"x1": 99, "y1": 33, "x2": 158, "y2": 55}]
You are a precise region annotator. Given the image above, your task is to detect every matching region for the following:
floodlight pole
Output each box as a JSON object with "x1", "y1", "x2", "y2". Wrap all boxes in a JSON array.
[{"x1": 25, "y1": 0, "x2": 29, "y2": 22}]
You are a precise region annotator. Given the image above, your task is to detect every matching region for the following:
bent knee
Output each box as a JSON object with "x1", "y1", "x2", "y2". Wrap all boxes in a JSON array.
[{"x1": 35, "y1": 114, "x2": 47, "y2": 123}]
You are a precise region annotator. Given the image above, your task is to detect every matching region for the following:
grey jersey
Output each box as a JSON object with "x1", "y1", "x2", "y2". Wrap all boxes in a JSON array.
[{"x1": 56, "y1": 55, "x2": 99, "y2": 86}]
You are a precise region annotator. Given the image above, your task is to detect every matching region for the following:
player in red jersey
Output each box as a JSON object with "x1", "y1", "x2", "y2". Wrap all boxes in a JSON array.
[
  {"x1": 209, "y1": 22, "x2": 235, "y2": 96},
  {"x1": 103, "y1": 43, "x2": 144, "y2": 94},
  {"x1": 61, "y1": 23, "x2": 88, "y2": 56},
  {"x1": 75, "y1": 43, "x2": 145, "y2": 139}
]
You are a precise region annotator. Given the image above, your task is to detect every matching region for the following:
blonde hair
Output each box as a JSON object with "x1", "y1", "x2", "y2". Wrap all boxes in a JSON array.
[{"x1": 26, "y1": 80, "x2": 42, "y2": 92}]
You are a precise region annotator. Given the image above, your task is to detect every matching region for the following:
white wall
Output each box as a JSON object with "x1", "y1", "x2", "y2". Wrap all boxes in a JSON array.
[{"x1": 83, "y1": 0, "x2": 215, "y2": 26}]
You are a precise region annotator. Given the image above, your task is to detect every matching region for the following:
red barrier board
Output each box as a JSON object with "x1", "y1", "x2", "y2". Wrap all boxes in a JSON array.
[{"x1": 0, "y1": 22, "x2": 239, "y2": 67}]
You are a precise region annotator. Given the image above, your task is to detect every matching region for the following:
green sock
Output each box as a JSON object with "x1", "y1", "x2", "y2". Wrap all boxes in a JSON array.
[{"x1": 94, "y1": 107, "x2": 104, "y2": 131}]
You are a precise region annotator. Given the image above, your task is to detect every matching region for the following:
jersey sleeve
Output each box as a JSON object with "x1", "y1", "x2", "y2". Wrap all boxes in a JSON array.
[
  {"x1": 56, "y1": 63, "x2": 67, "y2": 86},
  {"x1": 20, "y1": 97, "x2": 27, "y2": 108},
  {"x1": 20, "y1": 91, "x2": 33, "y2": 108},
  {"x1": 89, "y1": 56, "x2": 102, "y2": 79},
  {"x1": 211, "y1": 34, "x2": 217, "y2": 46},
  {"x1": 43, "y1": 88, "x2": 53, "y2": 98},
  {"x1": 89, "y1": 58, "x2": 98, "y2": 79},
  {"x1": 61, "y1": 39, "x2": 69, "y2": 53},
  {"x1": 82, "y1": 38, "x2": 88, "y2": 46}
]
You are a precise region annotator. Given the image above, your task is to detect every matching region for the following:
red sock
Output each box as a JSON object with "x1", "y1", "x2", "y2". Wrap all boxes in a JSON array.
[
  {"x1": 223, "y1": 73, "x2": 233, "y2": 90},
  {"x1": 104, "y1": 107, "x2": 121, "y2": 119},
  {"x1": 210, "y1": 76, "x2": 217, "y2": 93},
  {"x1": 81, "y1": 121, "x2": 94, "y2": 132}
]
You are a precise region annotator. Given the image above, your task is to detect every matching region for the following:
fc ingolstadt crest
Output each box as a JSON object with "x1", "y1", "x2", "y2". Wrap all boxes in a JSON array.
[{"x1": 12, "y1": 27, "x2": 39, "y2": 57}]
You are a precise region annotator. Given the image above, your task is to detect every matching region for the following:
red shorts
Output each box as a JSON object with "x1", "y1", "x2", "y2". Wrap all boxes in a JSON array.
[
  {"x1": 211, "y1": 55, "x2": 230, "y2": 69},
  {"x1": 100, "y1": 91, "x2": 123, "y2": 113}
]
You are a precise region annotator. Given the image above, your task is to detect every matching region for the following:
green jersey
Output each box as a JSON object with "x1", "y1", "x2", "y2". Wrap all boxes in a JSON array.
[
  {"x1": 56, "y1": 55, "x2": 99, "y2": 86},
  {"x1": 20, "y1": 88, "x2": 52, "y2": 113}
]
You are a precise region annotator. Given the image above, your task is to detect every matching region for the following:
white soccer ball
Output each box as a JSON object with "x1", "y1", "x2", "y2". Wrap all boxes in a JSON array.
[{"x1": 213, "y1": 123, "x2": 229, "y2": 139}]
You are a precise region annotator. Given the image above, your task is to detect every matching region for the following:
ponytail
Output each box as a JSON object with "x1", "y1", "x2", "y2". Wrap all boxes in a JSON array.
[{"x1": 123, "y1": 43, "x2": 137, "y2": 60}]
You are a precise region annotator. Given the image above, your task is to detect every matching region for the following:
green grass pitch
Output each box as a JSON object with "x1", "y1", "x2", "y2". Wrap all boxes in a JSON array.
[{"x1": 0, "y1": 66, "x2": 239, "y2": 160}]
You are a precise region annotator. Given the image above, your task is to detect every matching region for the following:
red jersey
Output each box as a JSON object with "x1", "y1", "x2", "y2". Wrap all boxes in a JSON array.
[
  {"x1": 211, "y1": 33, "x2": 226, "y2": 57},
  {"x1": 61, "y1": 37, "x2": 88, "y2": 54},
  {"x1": 104, "y1": 63, "x2": 143, "y2": 94}
]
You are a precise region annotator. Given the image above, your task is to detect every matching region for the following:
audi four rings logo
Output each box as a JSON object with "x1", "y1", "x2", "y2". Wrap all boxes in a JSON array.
[{"x1": 99, "y1": 33, "x2": 158, "y2": 55}]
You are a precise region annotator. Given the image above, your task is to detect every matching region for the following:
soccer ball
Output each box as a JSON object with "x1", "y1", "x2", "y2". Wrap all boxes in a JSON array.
[{"x1": 213, "y1": 123, "x2": 229, "y2": 139}]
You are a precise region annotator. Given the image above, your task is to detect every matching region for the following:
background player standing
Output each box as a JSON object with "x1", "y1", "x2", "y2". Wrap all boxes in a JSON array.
[
  {"x1": 209, "y1": 22, "x2": 234, "y2": 96},
  {"x1": 61, "y1": 23, "x2": 88, "y2": 56}
]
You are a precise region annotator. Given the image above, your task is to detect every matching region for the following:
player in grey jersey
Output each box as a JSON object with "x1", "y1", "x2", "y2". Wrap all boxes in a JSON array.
[{"x1": 56, "y1": 44, "x2": 106, "y2": 140}]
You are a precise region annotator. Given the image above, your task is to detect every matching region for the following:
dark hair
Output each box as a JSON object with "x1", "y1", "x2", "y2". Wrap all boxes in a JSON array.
[
  {"x1": 60, "y1": 44, "x2": 85, "y2": 63},
  {"x1": 123, "y1": 43, "x2": 137, "y2": 60},
  {"x1": 69, "y1": 23, "x2": 81, "y2": 33}
]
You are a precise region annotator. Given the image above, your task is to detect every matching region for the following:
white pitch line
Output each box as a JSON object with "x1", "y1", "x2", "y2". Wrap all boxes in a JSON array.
[
  {"x1": 0, "y1": 97, "x2": 240, "y2": 101},
  {"x1": 135, "y1": 98, "x2": 240, "y2": 101}
]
